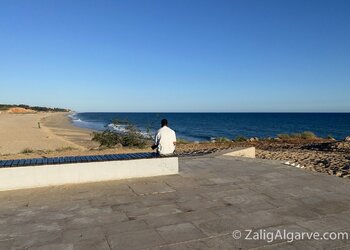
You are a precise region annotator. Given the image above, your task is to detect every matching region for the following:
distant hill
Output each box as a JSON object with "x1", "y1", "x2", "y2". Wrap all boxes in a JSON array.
[
  {"x1": 0, "y1": 104, "x2": 71, "y2": 112},
  {"x1": 7, "y1": 107, "x2": 37, "y2": 114}
]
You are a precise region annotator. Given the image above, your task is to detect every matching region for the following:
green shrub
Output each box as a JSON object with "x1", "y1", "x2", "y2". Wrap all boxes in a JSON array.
[
  {"x1": 290, "y1": 133, "x2": 302, "y2": 139},
  {"x1": 278, "y1": 131, "x2": 317, "y2": 140},
  {"x1": 235, "y1": 136, "x2": 247, "y2": 142},
  {"x1": 215, "y1": 137, "x2": 231, "y2": 143},
  {"x1": 21, "y1": 148, "x2": 34, "y2": 154},
  {"x1": 92, "y1": 125, "x2": 149, "y2": 148},
  {"x1": 300, "y1": 131, "x2": 317, "y2": 139},
  {"x1": 277, "y1": 134, "x2": 290, "y2": 140}
]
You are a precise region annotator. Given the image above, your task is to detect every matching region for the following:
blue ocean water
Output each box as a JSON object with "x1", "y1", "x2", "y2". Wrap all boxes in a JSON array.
[{"x1": 70, "y1": 113, "x2": 350, "y2": 141}]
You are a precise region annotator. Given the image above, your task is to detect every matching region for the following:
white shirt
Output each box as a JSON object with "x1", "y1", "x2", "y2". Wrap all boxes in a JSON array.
[{"x1": 155, "y1": 126, "x2": 176, "y2": 155}]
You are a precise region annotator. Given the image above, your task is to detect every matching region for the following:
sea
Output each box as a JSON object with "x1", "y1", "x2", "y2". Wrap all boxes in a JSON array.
[{"x1": 70, "y1": 113, "x2": 350, "y2": 141}]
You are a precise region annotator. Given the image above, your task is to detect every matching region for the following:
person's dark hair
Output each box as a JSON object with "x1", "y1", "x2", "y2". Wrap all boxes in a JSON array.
[{"x1": 161, "y1": 119, "x2": 168, "y2": 127}]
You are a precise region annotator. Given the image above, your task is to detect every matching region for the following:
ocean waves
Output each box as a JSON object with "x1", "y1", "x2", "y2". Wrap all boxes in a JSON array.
[{"x1": 69, "y1": 112, "x2": 350, "y2": 141}]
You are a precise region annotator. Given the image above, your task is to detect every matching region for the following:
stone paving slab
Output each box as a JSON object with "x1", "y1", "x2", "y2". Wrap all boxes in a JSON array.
[{"x1": 0, "y1": 155, "x2": 350, "y2": 249}]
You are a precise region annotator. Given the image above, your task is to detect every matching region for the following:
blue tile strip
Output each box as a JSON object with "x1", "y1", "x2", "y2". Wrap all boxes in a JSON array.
[{"x1": 0, "y1": 152, "x2": 172, "y2": 168}]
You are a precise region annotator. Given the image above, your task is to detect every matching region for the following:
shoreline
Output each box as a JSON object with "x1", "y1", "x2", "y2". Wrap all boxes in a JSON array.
[
  {"x1": 65, "y1": 112, "x2": 350, "y2": 142},
  {"x1": 1, "y1": 112, "x2": 349, "y2": 180},
  {"x1": 41, "y1": 112, "x2": 98, "y2": 150}
]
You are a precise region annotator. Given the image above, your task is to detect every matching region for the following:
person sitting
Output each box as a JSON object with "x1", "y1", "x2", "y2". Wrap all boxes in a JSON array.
[{"x1": 152, "y1": 119, "x2": 176, "y2": 155}]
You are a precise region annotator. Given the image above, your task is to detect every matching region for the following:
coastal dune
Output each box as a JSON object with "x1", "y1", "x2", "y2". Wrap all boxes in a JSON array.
[{"x1": 0, "y1": 112, "x2": 94, "y2": 155}]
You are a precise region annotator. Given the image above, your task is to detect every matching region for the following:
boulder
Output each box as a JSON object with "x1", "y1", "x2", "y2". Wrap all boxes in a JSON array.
[{"x1": 344, "y1": 136, "x2": 350, "y2": 142}]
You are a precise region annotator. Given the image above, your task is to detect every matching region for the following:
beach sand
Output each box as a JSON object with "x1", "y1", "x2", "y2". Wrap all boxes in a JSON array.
[
  {"x1": 41, "y1": 112, "x2": 98, "y2": 149},
  {"x1": 0, "y1": 112, "x2": 96, "y2": 155}
]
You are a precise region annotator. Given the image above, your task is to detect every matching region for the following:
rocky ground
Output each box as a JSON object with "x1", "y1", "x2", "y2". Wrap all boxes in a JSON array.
[
  {"x1": 175, "y1": 137, "x2": 350, "y2": 179},
  {"x1": 255, "y1": 138, "x2": 350, "y2": 179}
]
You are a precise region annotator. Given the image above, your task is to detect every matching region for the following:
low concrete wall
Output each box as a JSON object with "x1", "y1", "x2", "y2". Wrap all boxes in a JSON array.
[
  {"x1": 0, "y1": 157, "x2": 178, "y2": 191},
  {"x1": 223, "y1": 147, "x2": 255, "y2": 158}
]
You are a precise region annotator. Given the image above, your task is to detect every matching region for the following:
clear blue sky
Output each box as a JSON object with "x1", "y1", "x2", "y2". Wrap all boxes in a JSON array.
[{"x1": 1, "y1": 0, "x2": 349, "y2": 112}]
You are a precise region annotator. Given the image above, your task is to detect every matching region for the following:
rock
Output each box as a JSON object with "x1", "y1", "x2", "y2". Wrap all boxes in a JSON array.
[
  {"x1": 336, "y1": 171, "x2": 344, "y2": 177},
  {"x1": 344, "y1": 136, "x2": 350, "y2": 142},
  {"x1": 248, "y1": 137, "x2": 260, "y2": 142}
]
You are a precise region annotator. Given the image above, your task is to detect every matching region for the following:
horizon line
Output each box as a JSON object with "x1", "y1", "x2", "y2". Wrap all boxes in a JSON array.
[{"x1": 74, "y1": 111, "x2": 350, "y2": 114}]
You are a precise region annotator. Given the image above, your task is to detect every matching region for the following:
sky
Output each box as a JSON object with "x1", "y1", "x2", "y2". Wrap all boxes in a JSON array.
[{"x1": 0, "y1": 0, "x2": 349, "y2": 112}]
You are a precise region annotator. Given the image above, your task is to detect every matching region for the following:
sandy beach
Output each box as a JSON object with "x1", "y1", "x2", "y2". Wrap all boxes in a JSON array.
[
  {"x1": 40, "y1": 112, "x2": 98, "y2": 150},
  {"x1": 0, "y1": 112, "x2": 96, "y2": 155},
  {"x1": 0, "y1": 112, "x2": 153, "y2": 159}
]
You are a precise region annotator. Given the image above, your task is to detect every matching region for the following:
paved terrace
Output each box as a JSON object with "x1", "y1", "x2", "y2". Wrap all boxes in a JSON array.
[{"x1": 0, "y1": 155, "x2": 350, "y2": 250}]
